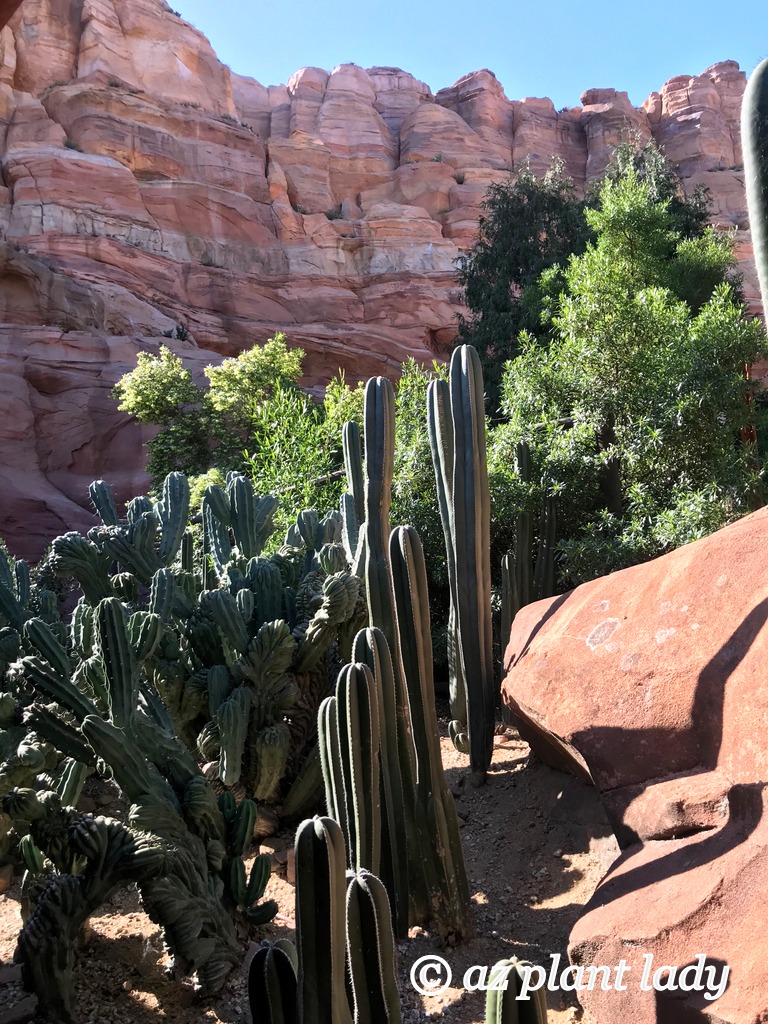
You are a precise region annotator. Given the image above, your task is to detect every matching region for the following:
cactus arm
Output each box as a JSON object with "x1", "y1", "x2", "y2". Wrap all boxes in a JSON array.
[
  {"x1": 532, "y1": 495, "x2": 557, "y2": 602},
  {"x1": 515, "y1": 441, "x2": 534, "y2": 609},
  {"x1": 253, "y1": 724, "x2": 290, "y2": 802},
  {"x1": 22, "y1": 705, "x2": 97, "y2": 767},
  {"x1": 318, "y1": 696, "x2": 346, "y2": 838},
  {"x1": 427, "y1": 376, "x2": 468, "y2": 741},
  {"x1": 89, "y1": 479, "x2": 120, "y2": 526},
  {"x1": 202, "y1": 496, "x2": 233, "y2": 576},
  {"x1": 95, "y1": 599, "x2": 139, "y2": 731},
  {"x1": 280, "y1": 742, "x2": 323, "y2": 820},
  {"x1": 215, "y1": 685, "x2": 251, "y2": 788},
  {"x1": 335, "y1": 663, "x2": 381, "y2": 874}
]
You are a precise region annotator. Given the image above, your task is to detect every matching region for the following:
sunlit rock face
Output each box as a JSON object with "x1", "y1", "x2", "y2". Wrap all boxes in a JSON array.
[{"x1": 0, "y1": 0, "x2": 755, "y2": 556}]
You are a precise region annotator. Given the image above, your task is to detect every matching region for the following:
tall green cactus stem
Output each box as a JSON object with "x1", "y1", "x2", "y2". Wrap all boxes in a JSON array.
[
  {"x1": 346, "y1": 870, "x2": 401, "y2": 1024},
  {"x1": 532, "y1": 495, "x2": 557, "y2": 602},
  {"x1": 97, "y1": 598, "x2": 139, "y2": 730},
  {"x1": 343, "y1": 421, "x2": 365, "y2": 525},
  {"x1": 280, "y1": 743, "x2": 323, "y2": 820},
  {"x1": 229, "y1": 474, "x2": 278, "y2": 559},
  {"x1": 360, "y1": 376, "x2": 424, "y2": 924},
  {"x1": 318, "y1": 695, "x2": 346, "y2": 835},
  {"x1": 351, "y1": 627, "x2": 409, "y2": 939},
  {"x1": 390, "y1": 526, "x2": 473, "y2": 943},
  {"x1": 430, "y1": 344, "x2": 495, "y2": 782},
  {"x1": 319, "y1": 663, "x2": 381, "y2": 874},
  {"x1": 341, "y1": 420, "x2": 365, "y2": 569},
  {"x1": 362, "y1": 378, "x2": 399, "y2": 656},
  {"x1": 743, "y1": 57, "x2": 768, "y2": 319},
  {"x1": 450, "y1": 345, "x2": 494, "y2": 782},
  {"x1": 426, "y1": 376, "x2": 467, "y2": 751},
  {"x1": 202, "y1": 494, "x2": 233, "y2": 577},
  {"x1": 294, "y1": 816, "x2": 353, "y2": 1024},
  {"x1": 485, "y1": 959, "x2": 549, "y2": 1023}
]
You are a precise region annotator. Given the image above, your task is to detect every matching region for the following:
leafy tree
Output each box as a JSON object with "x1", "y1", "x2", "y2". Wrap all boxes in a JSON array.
[
  {"x1": 494, "y1": 169, "x2": 766, "y2": 585},
  {"x1": 113, "y1": 346, "x2": 212, "y2": 481},
  {"x1": 454, "y1": 160, "x2": 590, "y2": 414},
  {"x1": 113, "y1": 334, "x2": 307, "y2": 484},
  {"x1": 243, "y1": 373, "x2": 365, "y2": 539},
  {"x1": 455, "y1": 140, "x2": 724, "y2": 415}
]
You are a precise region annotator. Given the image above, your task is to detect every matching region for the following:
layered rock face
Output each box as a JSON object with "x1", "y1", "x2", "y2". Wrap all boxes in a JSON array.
[
  {"x1": 502, "y1": 509, "x2": 768, "y2": 1024},
  {"x1": 0, "y1": 0, "x2": 759, "y2": 558}
]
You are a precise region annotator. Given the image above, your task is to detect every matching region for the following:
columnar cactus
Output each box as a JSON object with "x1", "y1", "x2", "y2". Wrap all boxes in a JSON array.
[
  {"x1": 389, "y1": 525, "x2": 473, "y2": 943},
  {"x1": 8, "y1": 595, "x2": 277, "y2": 1011},
  {"x1": 743, "y1": 58, "x2": 768, "y2": 318},
  {"x1": 359, "y1": 377, "x2": 424, "y2": 920},
  {"x1": 351, "y1": 627, "x2": 409, "y2": 939},
  {"x1": 248, "y1": 940, "x2": 299, "y2": 1024},
  {"x1": 317, "y1": 662, "x2": 381, "y2": 874},
  {"x1": 248, "y1": 821, "x2": 400, "y2": 1024},
  {"x1": 508, "y1": 441, "x2": 558, "y2": 614},
  {"x1": 485, "y1": 958, "x2": 549, "y2": 1023},
  {"x1": 294, "y1": 816, "x2": 353, "y2": 1024},
  {"x1": 428, "y1": 345, "x2": 495, "y2": 783}
]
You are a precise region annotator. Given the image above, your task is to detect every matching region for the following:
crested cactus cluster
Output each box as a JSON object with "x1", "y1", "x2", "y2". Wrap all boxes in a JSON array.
[
  {"x1": 4, "y1": 592, "x2": 278, "y2": 1020},
  {"x1": 44, "y1": 472, "x2": 365, "y2": 823}
]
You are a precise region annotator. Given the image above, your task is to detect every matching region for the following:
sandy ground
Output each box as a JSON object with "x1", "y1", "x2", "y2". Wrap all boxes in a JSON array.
[{"x1": 0, "y1": 724, "x2": 618, "y2": 1023}]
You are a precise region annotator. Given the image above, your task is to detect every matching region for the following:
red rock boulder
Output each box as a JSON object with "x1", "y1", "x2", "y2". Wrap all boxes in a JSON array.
[{"x1": 502, "y1": 508, "x2": 768, "y2": 1023}]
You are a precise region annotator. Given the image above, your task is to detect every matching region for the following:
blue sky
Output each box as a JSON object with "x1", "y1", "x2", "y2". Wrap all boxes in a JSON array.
[{"x1": 175, "y1": 0, "x2": 768, "y2": 109}]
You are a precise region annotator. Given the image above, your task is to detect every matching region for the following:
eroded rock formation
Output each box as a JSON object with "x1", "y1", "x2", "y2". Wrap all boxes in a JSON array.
[
  {"x1": 502, "y1": 509, "x2": 768, "y2": 1024},
  {"x1": 0, "y1": 0, "x2": 759, "y2": 557}
]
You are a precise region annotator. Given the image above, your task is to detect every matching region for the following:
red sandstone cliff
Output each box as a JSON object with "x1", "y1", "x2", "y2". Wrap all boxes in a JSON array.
[{"x1": 0, "y1": 0, "x2": 758, "y2": 558}]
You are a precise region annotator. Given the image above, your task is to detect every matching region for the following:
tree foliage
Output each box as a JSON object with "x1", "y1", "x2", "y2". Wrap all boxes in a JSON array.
[
  {"x1": 454, "y1": 160, "x2": 590, "y2": 413},
  {"x1": 493, "y1": 169, "x2": 766, "y2": 585}
]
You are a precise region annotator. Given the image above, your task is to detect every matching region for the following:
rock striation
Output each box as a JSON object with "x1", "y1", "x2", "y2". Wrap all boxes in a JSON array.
[
  {"x1": 0, "y1": 0, "x2": 760, "y2": 558},
  {"x1": 502, "y1": 508, "x2": 768, "y2": 1024}
]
